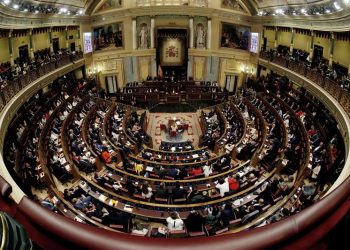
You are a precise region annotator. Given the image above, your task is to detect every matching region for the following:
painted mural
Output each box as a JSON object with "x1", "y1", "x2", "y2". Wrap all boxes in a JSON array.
[
  {"x1": 93, "y1": 22, "x2": 123, "y2": 51},
  {"x1": 220, "y1": 22, "x2": 250, "y2": 50},
  {"x1": 221, "y1": 0, "x2": 246, "y2": 12},
  {"x1": 97, "y1": 0, "x2": 122, "y2": 12}
]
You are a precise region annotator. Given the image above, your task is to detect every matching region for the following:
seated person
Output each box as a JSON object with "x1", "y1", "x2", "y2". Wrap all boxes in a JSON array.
[
  {"x1": 185, "y1": 211, "x2": 205, "y2": 232},
  {"x1": 220, "y1": 203, "x2": 235, "y2": 227},
  {"x1": 134, "y1": 163, "x2": 144, "y2": 175},
  {"x1": 172, "y1": 183, "x2": 187, "y2": 200},
  {"x1": 155, "y1": 182, "x2": 168, "y2": 199},
  {"x1": 112, "y1": 180, "x2": 123, "y2": 192},
  {"x1": 131, "y1": 221, "x2": 149, "y2": 236},
  {"x1": 166, "y1": 212, "x2": 184, "y2": 231},
  {"x1": 190, "y1": 166, "x2": 203, "y2": 176},
  {"x1": 202, "y1": 162, "x2": 213, "y2": 177},
  {"x1": 205, "y1": 206, "x2": 221, "y2": 230},
  {"x1": 228, "y1": 174, "x2": 240, "y2": 192},
  {"x1": 187, "y1": 187, "x2": 207, "y2": 203},
  {"x1": 215, "y1": 178, "x2": 230, "y2": 197},
  {"x1": 101, "y1": 146, "x2": 112, "y2": 164},
  {"x1": 141, "y1": 183, "x2": 153, "y2": 199},
  {"x1": 72, "y1": 195, "x2": 92, "y2": 209}
]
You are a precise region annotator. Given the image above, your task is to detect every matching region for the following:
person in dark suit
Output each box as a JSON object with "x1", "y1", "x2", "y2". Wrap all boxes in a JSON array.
[
  {"x1": 185, "y1": 211, "x2": 205, "y2": 232},
  {"x1": 220, "y1": 203, "x2": 235, "y2": 227},
  {"x1": 155, "y1": 182, "x2": 168, "y2": 199},
  {"x1": 172, "y1": 182, "x2": 187, "y2": 200}
]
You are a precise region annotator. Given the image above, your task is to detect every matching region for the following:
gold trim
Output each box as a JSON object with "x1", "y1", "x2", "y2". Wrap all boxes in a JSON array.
[{"x1": 0, "y1": 214, "x2": 7, "y2": 250}]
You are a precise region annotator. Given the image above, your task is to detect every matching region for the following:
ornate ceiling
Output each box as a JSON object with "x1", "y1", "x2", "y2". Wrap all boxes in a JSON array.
[
  {"x1": 251, "y1": 0, "x2": 330, "y2": 8},
  {"x1": 0, "y1": 0, "x2": 348, "y2": 18},
  {"x1": 14, "y1": 0, "x2": 337, "y2": 13},
  {"x1": 27, "y1": 0, "x2": 92, "y2": 8}
]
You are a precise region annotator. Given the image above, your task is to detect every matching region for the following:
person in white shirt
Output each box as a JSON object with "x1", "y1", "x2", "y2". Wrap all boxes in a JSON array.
[
  {"x1": 166, "y1": 212, "x2": 184, "y2": 231},
  {"x1": 215, "y1": 178, "x2": 230, "y2": 197},
  {"x1": 202, "y1": 162, "x2": 212, "y2": 177}
]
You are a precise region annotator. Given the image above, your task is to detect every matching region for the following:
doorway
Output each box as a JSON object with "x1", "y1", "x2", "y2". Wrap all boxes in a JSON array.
[
  {"x1": 225, "y1": 74, "x2": 238, "y2": 93},
  {"x1": 53, "y1": 38, "x2": 60, "y2": 53},
  {"x1": 313, "y1": 45, "x2": 323, "y2": 65},
  {"x1": 105, "y1": 75, "x2": 118, "y2": 94},
  {"x1": 70, "y1": 42, "x2": 76, "y2": 52},
  {"x1": 262, "y1": 37, "x2": 267, "y2": 51},
  {"x1": 18, "y1": 45, "x2": 29, "y2": 64}
]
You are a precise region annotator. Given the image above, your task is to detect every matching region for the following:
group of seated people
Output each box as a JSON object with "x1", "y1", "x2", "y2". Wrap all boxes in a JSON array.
[
  {"x1": 159, "y1": 141, "x2": 194, "y2": 152},
  {"x1": 201, "y1": 109, "x2": 224, "y2": 150},
  {"x1": 261, "y1": 48, "x2": 349, "y2": 91},
  {"x1": 127, "y1": 110, "x2": 150, "y2": 146},
  {"x1": 140, "y1": 148, "x2": 211, "y2": 164},
  {"x1": 122, "y1": 153, "x2": 231, "y2": 181},
  {"x1": 0, "y1": 49, "x2": 80, "y2": 92},
  {"x1": 4, "y1": 64, "x2": 347, "y2": 239}
]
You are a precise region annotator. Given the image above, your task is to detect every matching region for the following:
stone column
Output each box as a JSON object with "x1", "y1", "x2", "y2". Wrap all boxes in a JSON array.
[
  {"x1": 65, "y1": 26, "x2": 69, "y2": 50},
  {"x1": 150, "y1": 17, "x2": 155, "y2": 48},
  {"x1": 8, "y1": 30, "x2": 14, "y2": 66},
  {"x1": 207, "y1": 18, "x2": 211, "y2": 49},
  {"x1": 329, "y1": 32, "x2": 335, "y2": 67},
  {"x1": 76, "y1": 27, "x2": 81, "y2": 52},
  {"x1": 49, "y1": 28, "x2": 53, "y2": 53},
  {"x1": 29, "y1": 29, "x2": 35, "y2": 59},
  {"x1": 274, "y1": 26, "x2": 278, "y2": 48},
  {"x1": 189, "y1": 17, "x2": 194, "y2": 48},
  {"x1": 290, "y1": 28, "x2": 294, "y2": 53},
  {"x1": 309, "y1": 30, "x2": 314, "y2": 60},
  {"x1": 132, "y1": 18, "x2": 137, "y2": 50}
]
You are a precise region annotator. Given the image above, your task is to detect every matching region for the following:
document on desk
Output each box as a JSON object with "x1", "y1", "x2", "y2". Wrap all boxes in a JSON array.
[
  {"x1": 109, "y1": 199, "x2": 118, "y2": 207},
  {"x1": 124, "y1": 205, "x2": 133, "y2": 212},
  {"x1": 98, "y1": 194, "x2": 107, "y2": 202},
  {"x1": 192, "y1": 154, "x2": 199, "y2": 159},
  {"x1": 146, "y1": 166, "x2": 154, "y2": 172}
]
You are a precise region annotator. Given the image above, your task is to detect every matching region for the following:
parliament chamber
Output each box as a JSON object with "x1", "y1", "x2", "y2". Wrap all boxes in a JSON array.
[{"x1": 0, "y1": 1, "x2": 350, "y2": 250}]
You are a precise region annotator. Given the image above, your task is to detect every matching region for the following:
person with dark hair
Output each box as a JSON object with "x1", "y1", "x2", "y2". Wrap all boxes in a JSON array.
[
  {"x1": 187, "y1": 187, "x2": 207, "y2": 203},
  {"x1": 101, "y1": 146, "x2": 112, "y2": 164},
  {"x1": 205, "y1": 206, "x2": 221, "y2": 230},
  {"x1": 166, "y1": 212, "x2": 184, "y2": 231},
  {"x1": 216, "y1": 178, "x2": 230, "y2": 197},
  {"x1": 220, "y1": 203, "x2": 235, "y2": 227},
  {"x1": 155, "y1": 182, "x2": 168, "y2": 199},
  {"x1": 172, "y1": 182, "x2": 187, "y2": 200},
  {"x1": 141, "y1": 182, "x2": 153, "y2": 199},
  {"x1": 186, "y1": 211, "x2": 205, "y2": 232}
]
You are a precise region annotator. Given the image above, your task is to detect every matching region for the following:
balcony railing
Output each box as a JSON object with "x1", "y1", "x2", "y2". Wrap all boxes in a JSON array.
[
  {"x1": 136, "y1": 0, "x2": 208, "y2": 7},
  {"x1": 0, "y1": 51, "x2": 83, "y2": 110},
  {"x1": 259, "y1": 51, "x2": 350, "y2": 117}
]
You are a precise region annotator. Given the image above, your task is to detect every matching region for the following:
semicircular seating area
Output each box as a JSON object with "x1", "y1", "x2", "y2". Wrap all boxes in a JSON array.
[{"x1": 3, "y1": 71, "x2": 345, "y2": 238}]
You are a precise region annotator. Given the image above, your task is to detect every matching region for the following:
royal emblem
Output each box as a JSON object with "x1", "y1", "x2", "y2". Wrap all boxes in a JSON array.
[{"x1": 166, "y1": 46, "x2": 178, "y2": 58}]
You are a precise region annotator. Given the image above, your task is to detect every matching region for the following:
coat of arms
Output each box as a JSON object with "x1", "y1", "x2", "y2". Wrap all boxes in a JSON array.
[{"x1": 166, "y1": 46, "x2": 178, "y2": 58}]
